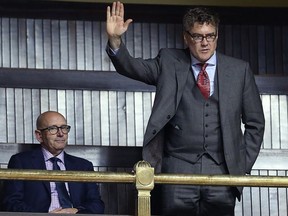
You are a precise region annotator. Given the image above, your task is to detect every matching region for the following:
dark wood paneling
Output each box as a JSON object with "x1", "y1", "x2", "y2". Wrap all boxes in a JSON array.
[
  {"x1": 0, "y1": 68, "x2": 287, "y2": 94},
  {"x1": 254, "y1": 75, "x2": 288, "y2": 94},
  {"x1": 0, "y1": 68, "x2": 155, "y2": 91},
  {"x1": 1, "y1": 1, "x2": 288, "y2": 25}
]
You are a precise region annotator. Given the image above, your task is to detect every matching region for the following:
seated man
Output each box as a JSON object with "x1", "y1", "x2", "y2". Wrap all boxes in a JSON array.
[{"x1": 3, "y1": 111, "x2": 105, "y2": 214}]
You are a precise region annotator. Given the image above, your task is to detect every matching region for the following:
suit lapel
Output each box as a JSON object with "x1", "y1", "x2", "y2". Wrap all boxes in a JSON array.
[
  {"x1": 64, "y1": 152, "x2": 75, "y2": 171},
  {"x1": 31, "y1": 148, "x2": 51, "y2": 192},
  {"x1": 217, "y1": 53, "x2": 232, "y2": 125},
  {"x1": 175, "y1": 49, "x2": 192, "y2": 106},
  {"x1": 63, "y1": 153, "x2": 78, "y2": 203},
  {"x1": 31, "y1": 148, "x2": 46, "y2": 169}
]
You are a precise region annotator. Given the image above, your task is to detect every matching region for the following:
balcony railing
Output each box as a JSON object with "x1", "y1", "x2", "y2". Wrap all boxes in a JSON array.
[{"x1": 1, "y1": 161, "x2": 288, "y2": 216}]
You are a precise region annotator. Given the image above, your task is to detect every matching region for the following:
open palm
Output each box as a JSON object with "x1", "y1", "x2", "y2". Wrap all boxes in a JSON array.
[{"x1": 106, "y1": 1, "x2": 132, "y2": 38}]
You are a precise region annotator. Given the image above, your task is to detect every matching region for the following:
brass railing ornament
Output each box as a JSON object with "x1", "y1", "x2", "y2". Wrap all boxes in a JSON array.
[{"x1": 134, "y1": 161, "x2": 154, "y2": 216}]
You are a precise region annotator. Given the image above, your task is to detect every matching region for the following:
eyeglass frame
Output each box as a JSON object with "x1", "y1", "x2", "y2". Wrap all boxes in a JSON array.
[
  {"x1": 185, "y1": 31, "x2": 217, "y2": 43},
  {"x1": 38, "y1": 125, "x2": 71, "y2": 135}
]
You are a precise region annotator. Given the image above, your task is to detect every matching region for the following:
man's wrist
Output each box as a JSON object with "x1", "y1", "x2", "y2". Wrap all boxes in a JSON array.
[{"x1": 108, "y1": 36, "x2": 121, "y2": 50}]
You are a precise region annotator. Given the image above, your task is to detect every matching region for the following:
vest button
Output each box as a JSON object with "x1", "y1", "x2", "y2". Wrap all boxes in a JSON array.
[
  {"x1": 167, "y1": 115, "x2": 171, "y2": 119},
  {"x1": 205, "y1": 114, "x2": 209, "y2": 117},
  {"x1": 152, "y1": 130, "x2": 157, "y2": 134},
  {"x1": 205, "y1": 134, "x2": 208, "y2": 138},
  {"x1": 205, "y1": 124, "x2": 208, "y2": 127}
]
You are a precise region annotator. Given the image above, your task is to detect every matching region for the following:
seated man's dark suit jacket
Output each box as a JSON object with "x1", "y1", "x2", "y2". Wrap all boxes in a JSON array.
[{"x1": 3, "y1": 147, "x2": 105, "y2": 214}]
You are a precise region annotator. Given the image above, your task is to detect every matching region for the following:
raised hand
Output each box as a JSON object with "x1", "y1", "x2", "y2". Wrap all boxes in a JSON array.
[{"x1": 106, "y1": 1, "x2": 133, "y2": 49}]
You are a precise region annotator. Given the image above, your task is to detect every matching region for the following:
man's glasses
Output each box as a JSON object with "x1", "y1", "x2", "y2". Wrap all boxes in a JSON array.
[
  {"x1": 186, "y1": 31, "x2": 217, "y2": 43},
  {"x1": 39, "y1": 125, "x2": 71, "y2": 135}
]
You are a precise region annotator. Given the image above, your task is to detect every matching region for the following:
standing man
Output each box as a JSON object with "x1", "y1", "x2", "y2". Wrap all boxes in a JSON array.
[
  {"x1": 3, "y1": 111, "x2": 105, "y2": 214},
  {"x1": 106, "y1": 2, "x2": 265, "y2": 216}
]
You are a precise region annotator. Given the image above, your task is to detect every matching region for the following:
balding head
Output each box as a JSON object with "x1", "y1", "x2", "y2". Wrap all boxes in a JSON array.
[
  {"x1": 35, "y1": 111, "x2": 69, "y2": 156},
  {"x1": 36, "y1": 111, "x2": 66, "y2": 129}
]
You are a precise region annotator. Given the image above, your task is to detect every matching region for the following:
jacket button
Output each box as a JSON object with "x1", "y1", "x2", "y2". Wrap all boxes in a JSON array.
[
  {"x1": 152, "y1": 130, "x2": 157, "y2": 134},
  {"x1": 167, "y1": 115, "x2": 171, "y2": 119}
]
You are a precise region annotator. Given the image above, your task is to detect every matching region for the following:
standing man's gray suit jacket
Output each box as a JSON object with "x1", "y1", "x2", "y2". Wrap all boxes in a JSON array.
[{"x1": 107, "y1": 42, "x2": 265, "y2": 198}]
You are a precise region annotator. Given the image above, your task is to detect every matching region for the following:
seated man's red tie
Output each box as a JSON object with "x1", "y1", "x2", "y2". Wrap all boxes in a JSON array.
[{"x1": 197, "y1": 63, "x2": 210, "y2": 99}]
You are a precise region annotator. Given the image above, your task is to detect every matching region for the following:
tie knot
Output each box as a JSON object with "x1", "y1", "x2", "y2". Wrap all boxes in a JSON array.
[
  {"x1": 50, "y1": 157, "x2": 60, "y2": 163},
  {"x1": 197, "y1": 63, "x2": 208, "y2": 71},
  {"x1": 50, "y1": 157, "x2": 61, "y2": 170}
]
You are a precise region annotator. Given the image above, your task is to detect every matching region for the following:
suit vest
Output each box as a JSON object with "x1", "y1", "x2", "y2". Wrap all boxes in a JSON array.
[{"x1": 164, "y1": 68, "x2": 224, "y2": 165}]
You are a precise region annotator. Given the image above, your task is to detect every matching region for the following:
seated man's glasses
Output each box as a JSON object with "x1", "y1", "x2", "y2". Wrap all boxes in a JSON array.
[
  {"x1": 186, "y1": 31, "x2": 217, "y2": 43},
  {"x1": 39, "y1": 125, "x2": 71, "y2": 135}
]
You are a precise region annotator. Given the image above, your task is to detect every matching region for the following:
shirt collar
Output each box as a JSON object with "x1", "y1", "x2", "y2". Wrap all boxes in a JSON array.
[
  {"x1": 42, "y1": 147, "x2": 65, "y2": 163},
  {"x1": 191, "y1": 51, "x2": 217, "y2": 67}
]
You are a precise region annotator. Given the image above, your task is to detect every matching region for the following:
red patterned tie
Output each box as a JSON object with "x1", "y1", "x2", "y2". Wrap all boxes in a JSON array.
[{"x1": 196, "y1": 63, "x2": 210, "y2": 99}]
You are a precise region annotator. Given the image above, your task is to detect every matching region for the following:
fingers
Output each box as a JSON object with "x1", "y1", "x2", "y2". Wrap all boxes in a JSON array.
[
  {"x1": 106, "y1": 2, "x2": 115, "y2": 20},
  {"x1": 106, "y1": 1, "x2": 116, "y2": 19},
  {"x1": 106, "y1": 6, "x2": 111, "y2": 20},
  {"x1": 112, "y1": 1, "x2": 116, "y2": 16},
  {"x1": 107, "y1": 1, "x2": 123, "y2": 17},
  {"x1": 124, "y1": 19, "x2": 133, "y2": 29},
  {"x1": 49, "y1": 207, "x2": 62, "y2": 213},
  {"x1": 118, "y1": 1, "x2": 124, "y2": 18}
]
